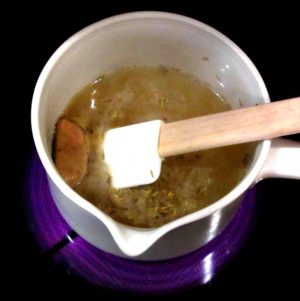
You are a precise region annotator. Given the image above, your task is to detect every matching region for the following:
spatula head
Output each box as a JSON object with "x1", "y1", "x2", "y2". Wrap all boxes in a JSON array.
[{"x1": 103, "y1": 120, "x2": 163, "y2": 189}]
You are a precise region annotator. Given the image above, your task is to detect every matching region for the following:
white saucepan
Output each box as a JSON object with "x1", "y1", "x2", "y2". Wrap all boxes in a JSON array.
[{"x1": 31, "y1": 12, "x2": 300, "y2": 260}]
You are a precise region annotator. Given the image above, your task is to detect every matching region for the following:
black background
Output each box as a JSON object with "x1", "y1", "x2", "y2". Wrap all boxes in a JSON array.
[{"x1": 9, "y1": 2, "x2": 300, "y2": 299}]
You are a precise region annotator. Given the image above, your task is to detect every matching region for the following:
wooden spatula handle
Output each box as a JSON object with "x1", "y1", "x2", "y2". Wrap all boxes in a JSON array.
[{"x1": 158, "y1": 97, "x2": 300, "y2": 157}]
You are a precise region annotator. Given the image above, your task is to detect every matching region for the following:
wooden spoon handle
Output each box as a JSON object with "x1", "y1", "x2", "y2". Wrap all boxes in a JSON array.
[{"x1": 158, "y1": 97, "x2": 300, "y2": 157}]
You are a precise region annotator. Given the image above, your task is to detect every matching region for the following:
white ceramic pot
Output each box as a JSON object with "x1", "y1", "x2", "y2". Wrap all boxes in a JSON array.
[{"x1": 31, "y1": 12, "x2": 300, "y2": 260}]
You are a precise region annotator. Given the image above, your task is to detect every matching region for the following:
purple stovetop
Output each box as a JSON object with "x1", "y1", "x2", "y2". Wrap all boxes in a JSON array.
[{"x1": 25, "y1": 151, "x2": 256, "y2": 294}]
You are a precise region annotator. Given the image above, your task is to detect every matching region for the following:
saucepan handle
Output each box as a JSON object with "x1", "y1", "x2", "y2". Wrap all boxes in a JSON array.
[{"x1": 256, "y1": 138, "x2": 300, "y2": 181}]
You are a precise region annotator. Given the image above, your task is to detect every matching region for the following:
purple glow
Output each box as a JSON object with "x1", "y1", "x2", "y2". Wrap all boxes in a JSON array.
[{"x1": 25, "y1": 151, "x2": 256, "y2": 294}]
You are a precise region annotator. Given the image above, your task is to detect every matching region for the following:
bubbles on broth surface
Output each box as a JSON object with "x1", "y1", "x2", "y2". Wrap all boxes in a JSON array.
[{"x1": 56, "y1": 66, "x2": 255, "y2": 228}]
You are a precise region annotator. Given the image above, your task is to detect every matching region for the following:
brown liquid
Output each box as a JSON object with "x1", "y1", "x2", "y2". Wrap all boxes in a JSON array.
[{"x1": 60, "y1": 66, "x2": 255, "y2": 228}]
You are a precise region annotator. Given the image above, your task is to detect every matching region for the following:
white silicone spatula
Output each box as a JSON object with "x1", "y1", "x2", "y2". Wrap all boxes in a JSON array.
[{"x1": 103, "y1": 97, "x2": 300, "y2": 189}]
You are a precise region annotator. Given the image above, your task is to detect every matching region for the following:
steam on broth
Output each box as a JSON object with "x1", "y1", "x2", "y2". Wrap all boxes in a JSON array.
[{"x1": 53, "y1": 66, "x2": 255, "y2": 228}]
